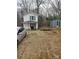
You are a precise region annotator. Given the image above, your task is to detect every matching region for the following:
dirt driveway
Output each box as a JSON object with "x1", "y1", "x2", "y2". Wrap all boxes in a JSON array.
[{"x1": 17, "y1": 30, "x2": 61, "y2": 59}]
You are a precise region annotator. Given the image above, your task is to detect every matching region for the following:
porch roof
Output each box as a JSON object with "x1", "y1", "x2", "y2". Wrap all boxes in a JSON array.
[{"x1": 23, "y1": 21, "x2": 38, "y2": 24}]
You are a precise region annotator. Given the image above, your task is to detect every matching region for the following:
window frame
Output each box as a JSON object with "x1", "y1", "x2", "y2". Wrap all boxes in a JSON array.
[{"x1": 30, "y1": 16, "x2": 36, "y2": 21}]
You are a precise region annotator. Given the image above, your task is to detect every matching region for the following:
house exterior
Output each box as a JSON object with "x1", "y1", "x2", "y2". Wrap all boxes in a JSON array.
[
  {"x1": 50, "y1": 19, "x2": 61, "y2": 28},
  {"x1": 23, "y1": 13, "x2": 38, "y2": 30}
]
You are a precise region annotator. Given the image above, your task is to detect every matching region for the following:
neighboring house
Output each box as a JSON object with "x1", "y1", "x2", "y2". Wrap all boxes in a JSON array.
[
  {"x1": 50, "y1": 19, "x2": 61, "y2": 28},
  {"x1": 23, "y1": 13, "x2": 38, "y2": 30}
]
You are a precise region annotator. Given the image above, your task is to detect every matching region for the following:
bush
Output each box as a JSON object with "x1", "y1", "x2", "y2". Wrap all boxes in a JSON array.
[{"x1": 40, "y1": 27, "x2": 52, "y2": 31}]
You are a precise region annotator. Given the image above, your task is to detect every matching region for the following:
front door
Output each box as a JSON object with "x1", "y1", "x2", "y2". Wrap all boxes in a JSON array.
[{"x1": 30, "y1": 23, "x2": 36, "y2": 30}]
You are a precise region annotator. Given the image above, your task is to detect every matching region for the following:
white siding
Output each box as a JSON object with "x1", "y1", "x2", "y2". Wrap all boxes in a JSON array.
[
  {"x1": 23, "y1": 15, "x2": 29, "y2": 21},
  {"x1": 23, "y1": 13, "x2": 38, "y2": 29},
  {"x1": 36, "y1": 23, "x2": 38, "y2": 29},
  {"x1": 23, "y1": 13, "x2": 38, "y2": 22},
  {"x1": 36, "y1": 16, "x2": 38, "y2": 22},
  {"x1": 23, "y1": 23, "x2": 30, "y2": 30}
]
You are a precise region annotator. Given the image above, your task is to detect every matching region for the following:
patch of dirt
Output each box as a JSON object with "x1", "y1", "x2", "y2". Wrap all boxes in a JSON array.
[{"x1": 17, "y1": 30, "x2": 61, "y2": 59}]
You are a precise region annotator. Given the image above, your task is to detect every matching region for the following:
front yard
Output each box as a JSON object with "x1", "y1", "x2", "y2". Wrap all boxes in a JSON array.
[{"x1": 17, "y1": 29, "x2": 61, "y2": 59}]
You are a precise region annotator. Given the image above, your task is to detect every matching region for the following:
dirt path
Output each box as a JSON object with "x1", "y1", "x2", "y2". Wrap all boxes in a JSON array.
[{"x1": 17, "y1": 30, "x2": 61, "y2": 59}]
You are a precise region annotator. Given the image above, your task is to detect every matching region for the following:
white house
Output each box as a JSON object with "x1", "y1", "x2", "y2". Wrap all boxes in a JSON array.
[{"x1": 23, "y1": 13, "x2": 38, "y2": 30}]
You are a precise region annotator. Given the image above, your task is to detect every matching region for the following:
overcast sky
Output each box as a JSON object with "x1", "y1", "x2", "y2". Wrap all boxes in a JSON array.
[
  {"x1": 17, "y1": 0, "x2": 60, "y2": 16},
  {"x1": 17, "y1": 0, "x2": 55, "y2": 9}
]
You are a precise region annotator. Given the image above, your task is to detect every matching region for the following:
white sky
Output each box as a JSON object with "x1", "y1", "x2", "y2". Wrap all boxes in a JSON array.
[{"x1": 17, "y1": 0, "x2": 55, "y2": 8}]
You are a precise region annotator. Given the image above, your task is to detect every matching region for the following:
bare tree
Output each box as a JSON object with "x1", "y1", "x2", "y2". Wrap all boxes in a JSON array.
[
  {"x1": 49, "y1": 0, "x2": 61, "y2": 16},
  {"x1": 35, "y1": 0, "x2": 45, "y2": 14},
  {"x1": 17, "y1": 9, "x2": 23, "y2": 27},
  {"x1": 17, "y1": 0, "x2": 61, "y2": 17},
  {"x1": 17, "y1": 0, "x2": 33, "y2": 14}
]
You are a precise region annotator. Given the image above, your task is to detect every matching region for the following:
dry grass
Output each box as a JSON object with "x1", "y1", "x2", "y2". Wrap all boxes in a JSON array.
[
  {"x1": 17, "y1": 29, "x2": 61, "y2": 59},
  {"x1": 40, "y1": 28, "x2": 52, "y2": 31}
]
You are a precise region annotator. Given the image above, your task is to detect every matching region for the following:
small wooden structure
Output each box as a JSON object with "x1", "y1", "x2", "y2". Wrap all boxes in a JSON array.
[{"x1": 50, "y1": 20, "x2": 61, "y2": 28}]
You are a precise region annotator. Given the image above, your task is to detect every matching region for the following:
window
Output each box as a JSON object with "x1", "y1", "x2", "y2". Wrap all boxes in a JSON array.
[
  {"x1": 57, "y1": 21, "x2": 59, "y2": 25},
  {"x1": 30, "y1": 16, "x2": 36, "y2": 21}
]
